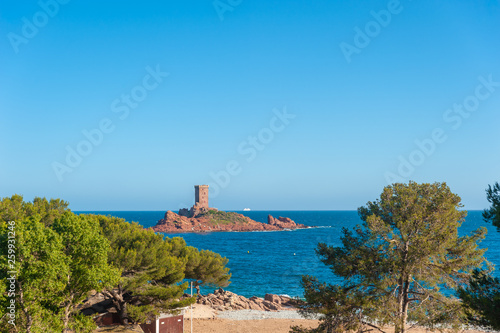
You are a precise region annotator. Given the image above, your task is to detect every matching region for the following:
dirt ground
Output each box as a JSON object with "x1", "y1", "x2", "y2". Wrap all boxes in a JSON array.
[
  {"x1": 97, "y1": 322, "x2": 493, "y2": 333},
  {"x1": 96, "y1": 305, "x2": 493, "y2": 333},
  {"x1": 181, "y1": 320, "x2": 495, "y2": 333},
  {"x1": 183, "y1": 318, "x2": 320, "y2": 333},
  {"x1": 181, "y1": 304, "x2": 320, "y2": 333}
]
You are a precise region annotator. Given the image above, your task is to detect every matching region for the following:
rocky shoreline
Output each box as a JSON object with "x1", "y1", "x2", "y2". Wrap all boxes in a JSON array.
[
  {"x1": 196, "y1": 288, "x2": 297, "y2": 312},
  {"x1": 152, "y1": 209, "x2": 311, "y2": 233},
  {"x1": 82, "y1": 288, "x2": 299, "y2": 325}
]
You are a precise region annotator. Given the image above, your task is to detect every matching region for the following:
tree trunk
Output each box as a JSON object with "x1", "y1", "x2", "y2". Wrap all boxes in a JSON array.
[
  {"x1": 399, "y1": 277, "x2": 410, "y2": 333},
  {"x1": 396, "y1": 276, "x2": 405, "y2": 333},
  {"x1": 18, "y1": 282, "x2": 33, "y2": 333},
  {"x1": 121, "y1": 302, "x2": 128, "y2": 324},
  {"x1": 62, "y1": 293, "x2": 74, "y2": 332},
  {"x1": 103, "y1": 285, "x2": 128, "y2": 324},
  {"x1": 61, "y1": 273, "x2": 73, "y2": 332},
  {"x1": 396, "y1": 243, "x2": 410, "y2": 333},
  {"x1": 396, "y1": 277, "x2": 410, "y2": 333}
]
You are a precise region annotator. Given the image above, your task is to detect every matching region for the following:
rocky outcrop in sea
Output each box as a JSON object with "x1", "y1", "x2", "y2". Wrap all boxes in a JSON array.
[{"x1": 151, "y1": 209, "x2": 310, "y2": 233}]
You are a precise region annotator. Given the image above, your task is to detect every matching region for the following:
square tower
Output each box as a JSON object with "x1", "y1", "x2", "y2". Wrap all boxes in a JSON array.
[{"x1": 194, "y1": 185, "x2": 209, "y2": 208}]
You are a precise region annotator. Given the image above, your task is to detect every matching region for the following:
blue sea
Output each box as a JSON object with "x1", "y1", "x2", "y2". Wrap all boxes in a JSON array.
[{"x1": 75, "y1": 210, "x2": 500, "y2": 298}]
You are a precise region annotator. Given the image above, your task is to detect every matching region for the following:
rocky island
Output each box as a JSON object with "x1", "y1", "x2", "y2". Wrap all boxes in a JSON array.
[{"x1": 151, "y1": 185, "x2": 311, "y2": 233}]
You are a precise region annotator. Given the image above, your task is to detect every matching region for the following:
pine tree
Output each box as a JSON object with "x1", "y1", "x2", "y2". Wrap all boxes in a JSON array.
[
  {"x1": 483, "y1": 182, "x2": 500, "y2": 231},
  {"x1": 0, "y1": 214, "x2": 69, "y2": 332},
  {"x1": 97, "y1": 215, "x2": 195, "y2": 324},
  {"x1": 457, "y1": 269, "x2": 500, "y2": 330},
  {"x1": 457, "y1": 182, "x2": 500, "y2": 329},
  {"x1": 182, "y1": 246, "x2": 231, "y2": 294},
  {"x1": 293, "y1": 182, "x2": 487, "y2": 333},
  {"x1": 0, "y1": 196, "x2": 121, "y2": 332},
  {"x1": 52, "y1": 213, "x2": 120, "y2": 332}
]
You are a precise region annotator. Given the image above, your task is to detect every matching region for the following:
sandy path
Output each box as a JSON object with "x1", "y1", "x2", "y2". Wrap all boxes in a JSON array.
[
  {"x1": 182, "y1": 304, "x2": 319, "y2": 333},
  {"x1": 183, "y1": 318, "x2": 320, "y2": 333},
  {"x1": 183, "y1": 306, "x2": 493, "y2": 333},
  {"x1": 96, "y1": 305, "x2": 494, "y2": 333},
  {"x1": 182, "y1": 319, "x2": 495, "y2": 333}
]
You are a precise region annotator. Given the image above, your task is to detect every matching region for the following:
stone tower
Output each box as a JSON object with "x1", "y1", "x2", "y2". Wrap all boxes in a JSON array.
[{"x1": 194, "y1": 185, "x2": 209, "y2": 208}]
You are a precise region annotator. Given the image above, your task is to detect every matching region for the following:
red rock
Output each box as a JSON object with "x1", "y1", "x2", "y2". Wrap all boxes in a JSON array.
[
  {"x1": 151, "y1": 210, "x2": 311, "y2": 233},
  {"x1": 262, "y1": 300, "x2": 281, "y2": 311},
  {"x1": 267, "y1": 215, "x2": 304, "y2": 229},
  {"x1": 154, "y1": 185, "x2": 312, "y2": 233},
  {"x1": 197, "y1": 289, "x2": 294, "y2": 312},
  {"x1": 265, "y1": 294, "x2": 295, "y2": 307},
  {"x1": 264, "y1": 294, "x2": 282, "y2": 304}
]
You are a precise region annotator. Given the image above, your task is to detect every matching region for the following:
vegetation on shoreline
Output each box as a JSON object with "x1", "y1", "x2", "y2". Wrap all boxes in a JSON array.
[
  {"x1": 483, "y1": 182, "x2": 500, "y2": 231},
  {"x1": 1, "y1": 182, "x2": 500, "y2": 333},
  {"x1": 201, "y1": 210, "x2": 250, "y2": 225},
  {"x1": 0, "y1": 196, "x2": 118, "y2": 332},
  {"x1": 292, "y1": 182, "x2": 490, "y2": 333},
  {"x1": 0, "y1": 195, "x2": 231, "y2": 333},
  {"x1": 457, "y1": 182, "x2": 500, "y2": 330}
]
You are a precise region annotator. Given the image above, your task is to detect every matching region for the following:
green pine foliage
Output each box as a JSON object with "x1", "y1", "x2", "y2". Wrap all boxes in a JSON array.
[
  {"x1": 0, "y1": 195, "x2": 117, "y2": 333},
  {"x1": 457, "y1": 182, "x2": 500, "y2": 330},
  {"x1": 0, "y1": 195, "x2": 231, "y2": 331},
  {"x1": 0, "y1": 194, "x2": 69, "y2": 227},
  {"x1": 483, "y1": 182, "x2": 500, "y2": 231},
  {"x1": 96, "y1": 214, "x2": 231, "y2": 322},
  {"x1": 51, "y1": 213, "x2": 120, "y2": 330},
  {"x1": 293, "y1": 182, "x2": 488, "y2": 333},
  {"x1": 182, "y1": 246, "x2": 231, "y2": 294},
  {"x1": 0, "y1": 214, "x2": 68, "y2": 332},
  {"x1": 96, "y1": 214, "x2": 195, "y2": 323},
  {"x1": 457, "y1": 268, "x2": 500, "y2": 330}
]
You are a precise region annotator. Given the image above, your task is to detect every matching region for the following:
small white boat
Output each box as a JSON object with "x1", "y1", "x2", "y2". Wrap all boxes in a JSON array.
[{"x1": 243, "y1": 208, "x2": 251, "y2": 211}]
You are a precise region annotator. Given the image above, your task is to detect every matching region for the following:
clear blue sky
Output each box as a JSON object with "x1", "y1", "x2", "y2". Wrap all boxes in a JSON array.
[{"x1": 1, "y1": 0, "x2": 499, "y2": 211}]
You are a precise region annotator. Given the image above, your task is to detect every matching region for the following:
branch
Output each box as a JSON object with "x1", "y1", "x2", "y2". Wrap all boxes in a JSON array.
[
  {"x1": 361, "y1": 320, "x2": 387, "y2": 333},
  {"x1": 411, "y1": 277, "x2": 428, "y2": 293},
  {"x1": 390, "y1": 284, "x2": 400, "y2": 297},
  {"x1": 407, "y1": 297, "x2": 422, "y2": 302}
]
